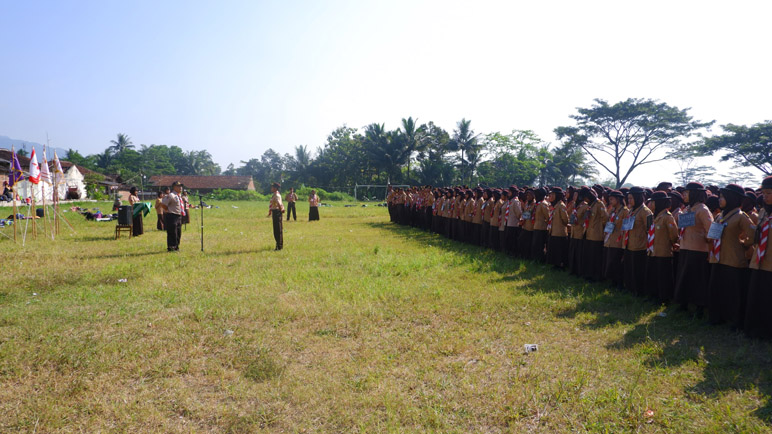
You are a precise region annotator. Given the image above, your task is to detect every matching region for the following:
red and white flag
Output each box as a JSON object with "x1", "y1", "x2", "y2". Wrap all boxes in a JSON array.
[
  {"x1": 28, "y1": 147, "x2": 41, "y2": 184},
  {"x1": 40, "y1": 146, "x2": 52, "y2": 185}
]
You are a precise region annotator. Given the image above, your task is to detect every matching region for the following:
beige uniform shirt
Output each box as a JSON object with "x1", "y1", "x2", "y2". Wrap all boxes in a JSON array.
[
  {"x1": 585, "y1": 200, "x2": 609, "y2": 242},
  {"x1": 680, "y1": 203, "x2": 713, "y2": 252},
  {"x1": 550, "y1": 202, "x2": 569, "y2": 237},
  {"x1": 709, "y1": 208, "x2": 754, "y2": 268},
  {"x1": 626, "y1": 205, "x2": 653, "y2": 251},
  {"x1": 649, "y1": 211, "x2": 679, "y2": 257},
  {"x1": 533, "y1": 201, "x2": 550, "y2": 231},
  {"x1": 570, "y1": 203, "x2": 588, "y2": 240},
  {"x1": 604, "y1": 206, "x2": 628, "y2": 248},
  {"x1": 270, "y1": 191, "x2": 285, "y2": 211},
  {"x1": 750, "y1": 208, "x2": 772, "y2": 272},
  {"x1": 162, "y1": 192, "x2": 183, "y2": 215},
  {"x1": 506, "y1": 198, "x2": 522, "y2": 227}
]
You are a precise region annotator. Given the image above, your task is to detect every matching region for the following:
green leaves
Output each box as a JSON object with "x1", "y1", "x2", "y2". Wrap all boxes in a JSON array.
[{"x1": 696, "y1": 121, "x2": 772, "y2": 175}]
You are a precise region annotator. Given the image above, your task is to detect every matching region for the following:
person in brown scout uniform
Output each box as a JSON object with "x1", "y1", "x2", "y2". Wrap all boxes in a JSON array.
[
  {"x1": 498, "y1": 189, "x2": 510, "y2": 251},
  {"x1": 582, "y1": 186, "x2": 609, "y2": 281},
  {"x1": 267, "y1": 182, "x2": 285, "y2": 250},
  {"x1": 673, "y1": 182, "x2": 714, "y2": 312},
  {"x1": 154, "y1": 190, "x2": 165, "y2": 231},
  {"x1": 623, "y1": 187, "x2": 653, "y2": 295},
  {"x1": 285, "y1": 188, "x2": 298, "y2": 221},
  {"x1": 518, "y1": 189, "x2": 536, "y2": 259},
  {"x1": 480, "y1": 189, "x2": 493, "y2": 247},
  {"x1": 568, "y1": 190, "x2": 588, "y2": 276},
  {"x1": 707, "y1": 184, "x2": 754, "y2": 327},
  {"x1": 603, "y1": 190, "x2": 628, "y2": 289},
  {"x1": 531, "y1": 188, "x2": 550, "y2": 262},
  {"x1": 643, "y1": 191, "x2": 679, "y2": 302},
  {"x1": 160, "y1": 181, "x2": 185, "y2": 252},
  {"x1": 505, "y1": 186, "x2": 522, "y2": 256},
  {"x1": 471, "y1": 188, "x2": 484, "y2": 245},
  {"x1": 744, "y1": 175, "x2": 772, "y2": 339},
  {"x1": 546, "y1": 187, "x2": 569, "y2": 268},
  {"x1": 464, "y1": 190, "x2": 477, "y2": 244},
  {"x1": 489, "y1": 190, "x2": 503, "y2": 250}
]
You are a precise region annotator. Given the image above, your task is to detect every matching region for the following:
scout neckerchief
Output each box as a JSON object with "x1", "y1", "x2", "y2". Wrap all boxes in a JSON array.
[
  {"x1": 646, "y1": 213, "x2": 657, "y2": 254},
  {"x1": 711, "y1": 208, "x2": 740, "y2": 261},
  {"x1": 503, "y1": 199, "x2": 511, "y2": 223},
  {"x1": 756, "y1": 214, "x2": 769, "y2": 264},
  {"x1": 624, "y1": 205, "x2": 645, "y2": 248},
  {"x1": 529, "y1": 202, "x2": 537, "y2": 225},
  {"x1": 489, "y1": 200, "x2": 496, "y2": 220},
  {"x1": 547, "y1": 204, "x2": 555, "y2": 231},
  {"x1": 583, "y1": 201, "x2": 593, "y2": 231}
]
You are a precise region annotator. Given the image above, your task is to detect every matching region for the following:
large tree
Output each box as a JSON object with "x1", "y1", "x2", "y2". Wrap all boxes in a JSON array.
[
  {"x1": 693, "y1": 121, "x2": 772, "y2": 175},
  {"x1": 449, "y1": 118, "x2": 482, "y2": 184},
  {"x1": 555, "y1": 98, "x2": 712, "y2": 188},
  {"x1": 108, "y1": 133, "x2": 134, "y2": 155},
  {"x1": 399, "y1": 117, "x2": 426, "y2": 183}
]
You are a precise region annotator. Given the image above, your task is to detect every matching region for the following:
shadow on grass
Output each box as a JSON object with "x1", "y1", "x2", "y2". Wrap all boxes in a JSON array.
[{"x1": 367, "y1": 220, "x2": 772, "y2": 425}]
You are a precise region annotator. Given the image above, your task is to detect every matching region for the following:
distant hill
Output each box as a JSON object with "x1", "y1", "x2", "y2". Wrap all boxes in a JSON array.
[{"x1": 0, "y1": 135, "x2": 70, "y2": 158}]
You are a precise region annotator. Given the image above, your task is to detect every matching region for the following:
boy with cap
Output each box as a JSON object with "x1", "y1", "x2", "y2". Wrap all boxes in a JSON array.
[
  {"x1": 160, "y1": 180, "x2": 185, "y2": 251},
  {"x1": 267, "y1": 182, "x2": 285, "y2": 250}
]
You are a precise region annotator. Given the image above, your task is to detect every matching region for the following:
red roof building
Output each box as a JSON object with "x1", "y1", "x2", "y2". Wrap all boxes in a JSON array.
[{"x1": 148, "y1": 175, "x2": 255, "y2": 193}]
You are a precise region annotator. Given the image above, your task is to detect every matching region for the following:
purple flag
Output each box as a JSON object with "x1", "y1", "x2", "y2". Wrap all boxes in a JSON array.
[{"x1": 8, "y1": 152, "x2": 24, "y2": 187}]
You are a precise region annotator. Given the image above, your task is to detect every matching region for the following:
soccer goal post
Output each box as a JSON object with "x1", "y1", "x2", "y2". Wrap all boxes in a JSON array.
[{"x1": 354, "y1": 184, "x2": 410, "y2": 201}]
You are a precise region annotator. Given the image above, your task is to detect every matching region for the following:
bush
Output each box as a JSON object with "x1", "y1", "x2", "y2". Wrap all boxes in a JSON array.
[
  {"x1": 208, "y1": 189, "x2": 269, "y2": 201},
  {"x1": 295, "y1": 186, "x2": 354, "y2": 202}
]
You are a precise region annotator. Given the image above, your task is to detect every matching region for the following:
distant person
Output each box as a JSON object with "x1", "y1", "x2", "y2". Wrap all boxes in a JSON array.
[
  {"x1": 308, "y1": 190, "x2": 320, "y2": 221},
  {"x1": 267, "y1": 182, "x2": 284, "y2": 250},
  {"x1": 128, "y1": 187, "x2": 144, "y2": 236},
  {"x1": 285, "y1": 188, "x2": 298, "y2": 221},
  {"x1": 112, "y1": 194, "x2": 122, "y2": 212},
  {"x1": 160, "y1": 181, "x2": 185, "y2": 251},
  {"x1": 155, "y1": 190, "x2": 165, "y2": 230},
  {"x1": 1, "y1": 181, "x2": 12, "y2": 201},
  {"x1": 181, "y1": 190, "x2": 190, "y2": 225}
]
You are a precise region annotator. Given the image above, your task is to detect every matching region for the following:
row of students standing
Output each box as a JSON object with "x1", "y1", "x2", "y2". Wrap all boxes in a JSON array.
[{"x1": 386, "y1": 177, "x2": 772, "y2": 340}]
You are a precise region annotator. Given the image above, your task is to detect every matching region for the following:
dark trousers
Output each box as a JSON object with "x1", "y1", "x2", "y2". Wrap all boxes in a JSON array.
[
  {"x1": 272, "y1": 209, "x2": 283, "y2": 249},
  {"x1": 286, "y1": 202, "x2": 296, "y2": 220},
  {"x1": 156, "y1": 213, "x2": 164, "y2": 230},
  {"x1": 165, "y1": 213, "x2": 182, "y2": 251}
]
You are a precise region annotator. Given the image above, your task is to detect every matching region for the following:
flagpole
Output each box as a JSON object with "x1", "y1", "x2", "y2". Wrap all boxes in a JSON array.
[{"x1": 11, "y1": 145, "x2": 17, "y2": 243}]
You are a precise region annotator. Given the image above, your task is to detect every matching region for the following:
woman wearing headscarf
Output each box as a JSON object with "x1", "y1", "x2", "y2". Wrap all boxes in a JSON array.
[
  {"x1": 489, "y1": 190, "x2": 503, "y2": 250},
  {"x1": 623, "y1": 187, "x2": 653, "y2": 295},
  {"x1": 673, "y1": 183, "x2": 714, "y2": 312},
  {"x1": 582, "y1": 186, "x2": 609, "y2": 281},
  {"x1": 603, "y1": 190, "x2": 628, "y2": 289},
  {"x1": 531, "y1": 188, "x2": 550, "y2": 262},
  {"x1": 518, "y1": 189, "x2": 536, "y2": 259},
  {"x1": 546, "y1": 187, "x2": 569, "y2": 268},
  {"x1": 568, "y1": 190, "x2": 587, "y2": 276},
  {"x1": 129, "y1": 186, "x2": 144, "y2": 236},
  {"x1": 505, "y1": 187, "x2": 522, "y2": 256},
  {"x1": 707, "y1": 184, "x2": 754, "y2": 328},
  {"x1": 644, "y1": 191, "x2": 679, "y2": 301},
  {"x1": 308, "y1": 190, "x2": 321, "y2": 221},
  {"x1": 744, "y1": 176, "x2": 772, "y2": 339}
]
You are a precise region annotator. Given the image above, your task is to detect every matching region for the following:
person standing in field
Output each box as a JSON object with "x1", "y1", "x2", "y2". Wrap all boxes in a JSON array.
[
  {"x1": 268, "y1": 182, "x2": 285, "y2": 250},
  {"x1": 155, "y1": 190, "x2": 165, "y2": 231},
  {"x1": 308, "y1": 189, "x2": 320, "y2": 221},
  {"x1": 160, "y1": 181, "x2": 184, "y2": 252},
  {"x1": 129, "y1": 186, "x2": 144, "y2": 237},
  {"x1": 285, "y1": 187, "x2": 298, "y2": 221}
]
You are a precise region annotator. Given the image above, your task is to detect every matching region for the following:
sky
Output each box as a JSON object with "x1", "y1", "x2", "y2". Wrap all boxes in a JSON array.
[{"x1": 1, "y1": 0, "x2": 770, "y2": 187}]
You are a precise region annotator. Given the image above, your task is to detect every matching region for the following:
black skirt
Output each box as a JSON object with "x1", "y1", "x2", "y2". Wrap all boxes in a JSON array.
[
  {"x1": 508, "y1": 227, "x2": 521, "y2": 256},
  {"x1": 582, "y1": 240, "x2": 604, "y2": 281},
  {"x1": 645, "y1": 256, "x2": 675, "y2": 302},
  {"x1": 531, "y1": 230, "x2": 548, "y2": 262},
  {"x1": 518, "y1": 229, "x2": 533, "y2": 259},
  {"x1": 309, "y1": 206, "x2": 320, "y2": 221},
  {"x1": 481, "y1": 222, "x2": 490, "y2": 246},
  {"x1": 547, "y1": 236, "x2": 569, "y2": 268},
  {"x1": 673, "y1": 250, "x2": 710, "y2": 308},
  {"x1": 132, "y1": 213, "x2": 144, "y2": 236},
  {"x1": 156, "y1": 213, "x2": 164, "y2": 231},
  {"x1": 623, "y1": 249, "x2": 647, "y2": 295},
  {"x1": 604, "y1": 247, "x2": 624, "y2": 288},
  {"x1": 489, "y1": 224, "x2": 500, "y2": 250},
  {"x1": 744, "y1": 269, "x2": 772, "y2": 339},
  {"x1": 568, "y1": 238, "x2": 583, "y2": 275},
  {"x1": 708, "y1": 263, "x2": 749, "y2": 328}
]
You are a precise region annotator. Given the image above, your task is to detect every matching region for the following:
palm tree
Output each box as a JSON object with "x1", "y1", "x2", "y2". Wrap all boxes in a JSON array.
[
  {"x1": 291, "y1": 145, "x2": 311, "y2": 184},
  {"x1": 108, "y1": 133, "x2": 134, "y2": 155},
  {"x1": 364, "y1": 123, "x2": 406, "y2": 182},
  {"x1": 400, "y1": 117, "x2": 426, "y2": 183},
  {"x1": 450, "y1": 119, "x2": 481, "y2": 184}
]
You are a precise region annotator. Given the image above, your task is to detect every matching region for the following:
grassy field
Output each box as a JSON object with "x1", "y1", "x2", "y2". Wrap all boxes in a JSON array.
[{"x1": 0, "y1": 200, "x2": 770, "y2": 433}]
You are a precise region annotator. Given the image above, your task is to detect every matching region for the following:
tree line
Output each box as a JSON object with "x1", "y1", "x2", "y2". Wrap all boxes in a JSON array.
[{"x1": 67, "y1": 98, "x2": 772, "y2": 194}]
